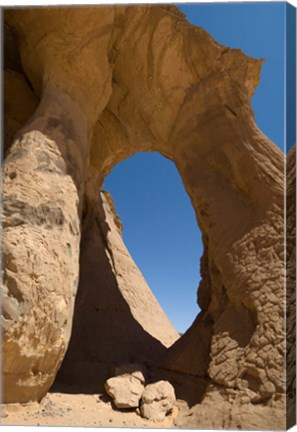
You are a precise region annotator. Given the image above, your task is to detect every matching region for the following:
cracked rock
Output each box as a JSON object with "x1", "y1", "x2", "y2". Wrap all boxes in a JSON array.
[
  {"x1": 105, "y1": 375, "x2": 145, "y2": 409},
  {"x1": 140, "y1": 380, "x2": 176, "y2": 422}
]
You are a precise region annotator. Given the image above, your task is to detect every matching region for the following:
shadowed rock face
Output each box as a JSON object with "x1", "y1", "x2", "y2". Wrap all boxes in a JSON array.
[{"x1": 2, "y1": 5, "x2": 288, "y2": 428}]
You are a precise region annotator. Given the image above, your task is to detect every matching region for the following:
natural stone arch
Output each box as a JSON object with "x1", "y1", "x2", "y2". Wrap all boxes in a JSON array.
[
  {"x1": 2, "y1": 5, "x2": 285, "y2": 423},
  {"x1": 102, "y1": 150, "x2": 202, "y2": 335}
]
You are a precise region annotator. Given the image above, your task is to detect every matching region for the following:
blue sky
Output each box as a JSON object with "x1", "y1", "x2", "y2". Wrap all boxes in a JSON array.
[{"x1": 104, "y1": 2, "x2": 286, "y2": 334}]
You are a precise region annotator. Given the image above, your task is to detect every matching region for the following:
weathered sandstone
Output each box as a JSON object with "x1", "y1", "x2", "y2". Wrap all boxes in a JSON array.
[
  {"x1": 286, "y1": 144, "x2": 296, "y2": 427},
  {"x1": 105, "y1": 375, "x2": 145, "y2": 409},
  {"x1": 2, "y1": 5, "x2": 290, "y2": 429},
  {"x1": 140, "y1": 380, "x2": 176, "y2": 422}
]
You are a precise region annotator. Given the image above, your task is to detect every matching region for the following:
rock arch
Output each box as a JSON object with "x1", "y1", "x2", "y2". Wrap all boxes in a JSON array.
[
  {"x1": 2, "y1": 5, "x2": 285, "y2": 420},
  {"x1": 103, "y1": 151, "x2": 202, "y2": 334}
]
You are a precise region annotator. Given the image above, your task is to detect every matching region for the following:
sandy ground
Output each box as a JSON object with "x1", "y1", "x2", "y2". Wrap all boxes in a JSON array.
[
  {"x1": 1, "y1": 391, "x2": 185, "y2": 428},
  {"x1": 0, "y1": 365, "x2": 207, "y2": 429},
  {"x1": 0, "y1": 385, "x2": 287, "y2": 430}
]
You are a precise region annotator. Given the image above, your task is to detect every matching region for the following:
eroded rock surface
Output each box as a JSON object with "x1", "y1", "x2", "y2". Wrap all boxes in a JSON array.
[
  {"x1": 105, "y1": 375, "x2": 145, "y2": 409},
  {"x1": 174, "y1": 384, "x2": 286, "y2": 430},
  {"x1": 140, "y1": 381, "x2": 176, "y2": 422},
  {"x1": 286, "y1": 144, "x2": 296, "y2": 427},
  {"x1": 2, "y1": 5, "x2": 289, "y2": 429}
]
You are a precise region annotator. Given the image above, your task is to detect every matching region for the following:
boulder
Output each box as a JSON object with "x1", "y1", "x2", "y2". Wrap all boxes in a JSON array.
[
  {"x1": 140, "y1": 380, "x2": 176, "y2": 421},
  {"x1": 104, "y1": 375, "x2": 144, "y2": 409}
]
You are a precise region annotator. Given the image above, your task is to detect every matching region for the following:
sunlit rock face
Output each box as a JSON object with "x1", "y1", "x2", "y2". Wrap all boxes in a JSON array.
[{"x1": 2, "y1": 6, "x2": 287, "y2": 429}]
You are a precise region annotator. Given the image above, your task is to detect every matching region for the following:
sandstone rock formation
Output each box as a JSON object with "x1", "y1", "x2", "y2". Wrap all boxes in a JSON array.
[
  {"x1": 105, "y1": 375, "x2": 145, "y2": 409},
  {"x1": 140, "y1": 380, "x2": 176, "y2": 422},
  {"x1": 104, "y1": 370, "x2": 177, "y2": 422},
  {"x1": 286, "y1": 144, "x2": 296, "y2": 427},
  {"x1": 2, "y1": 5, "x2": 290, "y2": 429}
]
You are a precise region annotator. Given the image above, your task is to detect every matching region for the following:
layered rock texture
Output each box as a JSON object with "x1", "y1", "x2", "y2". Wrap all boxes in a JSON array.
[{"x1": 2, "y1": 5, "x2": 292, "y2": 429}]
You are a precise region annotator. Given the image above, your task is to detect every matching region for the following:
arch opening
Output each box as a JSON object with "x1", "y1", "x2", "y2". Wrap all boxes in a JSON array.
[
  {"x1": 53, "y1": 150, "x2": 208, "y2": 395},
  {"x1": 103, "y1": 151, "x2": 203, "y2": 335}
]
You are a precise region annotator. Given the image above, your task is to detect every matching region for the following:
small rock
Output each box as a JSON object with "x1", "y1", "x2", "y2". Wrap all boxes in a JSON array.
[
  {"x1": 114, "y1": 363, "x2": 147, "y2": 384},
  {"x1": 140, "y1": 380, "x2": 176, "y2": 422},
  {"x1": 1, "y1": 408, "x2": 8, "y2": 418},
  {"x1": 252, "y1": 381, "x2": 276, "y2": 404},
  {"x1": 105, "y1": 375, "x2": 145, "y2": 409},
  {"x1": 259, "y1": 381, "x2": 275, "y2": 398},
  {"x1": 241, "y1": 396, "x2": 250, "y2": 404}
]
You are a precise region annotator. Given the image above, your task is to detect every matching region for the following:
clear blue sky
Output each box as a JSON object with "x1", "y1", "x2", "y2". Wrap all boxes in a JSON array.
[{"x1": 104, "y1": 2, "x2": 286, "y2": 334}]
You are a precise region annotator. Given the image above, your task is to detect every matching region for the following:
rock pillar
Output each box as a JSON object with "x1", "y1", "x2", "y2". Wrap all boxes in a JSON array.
[{"x1": 2, "y1": 83, "x2": 88, "y2": 402}]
